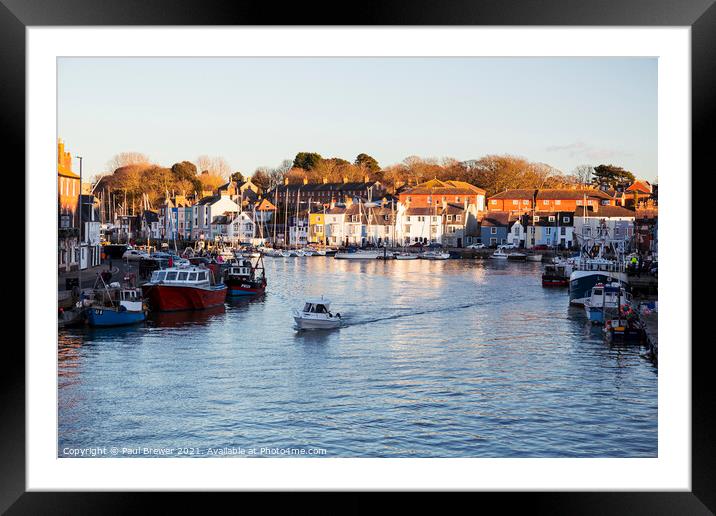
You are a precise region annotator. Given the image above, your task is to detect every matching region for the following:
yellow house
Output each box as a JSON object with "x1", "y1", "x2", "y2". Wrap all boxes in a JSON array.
[{"x1": 309, "y1": 212, "x2": 326, "y2": 245}]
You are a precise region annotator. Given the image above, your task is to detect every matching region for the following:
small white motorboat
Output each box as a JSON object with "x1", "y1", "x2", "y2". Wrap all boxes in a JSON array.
[
  {"x1": 490, "y1": 249, "x2": 509, "y2": 259},
  {"x1": 526, "y1": 253, "x2": 543, "y2": 262},
  {"x1": 507, "y1": 252, "x2": 527, "y2": 261},
  {"x1": 334, "y1": 249, "x2": 381, "y2": 260},
  {"x1": 293, "y1": 296, "x2": 342, "y2": 330},
  {"x1": 395, "y1": 252, "x2": 418, "y2": 260},
  {"x1": 419, "y1": 251, "x2": 450, "y2": 260}
]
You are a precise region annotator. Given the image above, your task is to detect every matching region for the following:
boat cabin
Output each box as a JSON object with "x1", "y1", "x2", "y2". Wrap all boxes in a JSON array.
[
  {"x1": 302, "y1": 300, "x2": 331, "y2": 314},
  {"x1": 149, "y1": 266, "x2": 212, "y2": 286}
]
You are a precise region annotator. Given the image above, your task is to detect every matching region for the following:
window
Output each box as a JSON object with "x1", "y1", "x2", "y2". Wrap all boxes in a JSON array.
[
  {"x1": 555, "y1": 200, "x2": 561, "y2": 205},
  {"x1": 490, "y1": 199, "x2": 497, "y2": 205},
  {"x1": 513, "y1": 200, "x2": 519, "y2": 205},
  {"x1": 447, "y1": 215, "x2": 453, "y2": 222},
  {"x1": 523, "y1": 200, "x2": 529, "y2": 204},
  {"x1": 491, "y1": 227, "x2": 497, "y2": 234},
  {"x1": 563, "y1": 216, "x2": 570, "y2": 223},
  {"x1": 178, "y1": 272, "x2": 188, "y2": 281},
  {"x1": 198, "y1": 272, "x2": 207, "y2": 281},
  {"x1": 188, "y1": 273, "x2": 197, "y2": 281},
  {"x1": 166, "y1": 272, "x2": 178, "y2": 281},
  {"x1": 576, "y1": 200, "x2": 583, "y2": 206},
  {"x1": 533, "y1": 216, "x2": 540, "y2": 222},
  {"x1": 548, "y1": 216, "x2": 555, "y2": 222},
  {"x1": 546, "y1": 227, "x2": 552, "y2": 235},
  {"x1": 456, "y1": 197, "x2": 461, "y2": 202},
  {"x1": 543, "y1": 200, "x2": 549, "y2": 205},
  {"x1": 456, "y1": 215, "x2": 462, "y2": 222}
]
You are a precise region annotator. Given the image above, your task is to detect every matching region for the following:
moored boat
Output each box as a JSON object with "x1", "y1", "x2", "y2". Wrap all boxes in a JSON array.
[
  {"x1": 542, "y1": 262, "x2": 571, "y2": 287},
  {"x1": 507, "y1": 252, "x2": 527, "y2": 261},
  {"x1": 223, "y1": 255, "x2": 266, "y2": 296},
  {"x1": 526, "y1": 253, "x2": 543, "y2": 262},
  {"x1": 490, "y1": 249, "x2": 509, "y2": 260},
  {"x1": 583, "y1": 282, "x2": 633, "y2": 324},
  {"x1": 292, "y1": 296, "x2": 342, "y2": 330},
  {"x1": 86, "y1": 286, "x2": 147, "y2": 327},
  {"x1": 395, "y1": 252, "x2": 418, "y2": 260},
  {"x1": 142, "y1": 266, "x2": 227, "y2": 311},
  {"x1": 334, "y1": 249, "x2": 380, "y2": 260},
  {"x1": 419, "y1": 251, "x2": 450, "y2": 260}
]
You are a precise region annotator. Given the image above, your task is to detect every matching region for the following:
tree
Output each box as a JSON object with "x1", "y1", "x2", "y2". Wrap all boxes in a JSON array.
[
  {"x1": 230, "y1": 171, "x2": 245, "y2": 183},
  {"x1": 195, "y1": 155, "x2": 231, "y2": 179},
  {"x1": 592, "y1": 164, "x2": 635, "y2": 189},
  {"x1": 293, "y1": 152, "x2": 323, "y2": 171},
  {"x1": 251, "y1": 168, "x2": 271, "y2": 191},
  {"x1": 106, "y1": 152, "x2": 150, "y2": 172},
  {"x1": 171, "y1": 161, "x2": 201, "y2": 194},
  {"x1": 572, "y1": 164, "x2": 594, "y2": 186},
  {"x1": 198, "y1": 170, "x2": 225, "y2": 192},
  {"x1": 354, "y1": 153, "x2": 380, "y2": 173}
]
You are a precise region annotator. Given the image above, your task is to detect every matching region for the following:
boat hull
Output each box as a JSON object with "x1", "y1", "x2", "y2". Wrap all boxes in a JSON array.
[
  {"x1": 334, "y1": 252, "x2": 380, "y2": 260},
  {"x1": 87, "y1": 306, "x2": 146, "y2": 327},
  {"x1": 542, "y1": 277, "x2": 569, "y2": 287},
  {"x1": 569, "y1": 270, "x2": 629, "y2": 306},
  {"x1": 226, "y1": 282, "x2": 266, "y2": 296},
  {"x1": 293, "y1": 317, "x2": 342, "y2": 330},
  {"x1": 142, "y1": 284, "x2": 227, "y2": 311}
]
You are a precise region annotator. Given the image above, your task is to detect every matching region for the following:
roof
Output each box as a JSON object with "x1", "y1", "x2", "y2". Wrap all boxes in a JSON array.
[
  {"x1": 142, "y1": 211, "x2": 159, "y2": 223},
  {"x1": 536, "y1": 188, "x2": 613, "y2": 200},
  {"x1": 256, "y1": 198, "x2": 277, "y2": 211},
  {"x1": 480, "y1": 211, "x2": 511, "y2": 227},
  {"x1": 326, "y1": 207, "x2": 346, "y2": 215},
  {"x1": 575, "y1": 205, "x2": 636, "y2": 218},
  {"x1": 196, "y1": 195, "x2": 220, "y2": 205},
  {"x1": 626, "y1": 180, "x2": 652, "y2": 194},
  {"x1": 402, "y1": 178, "x2": 486, "y2": 196},
  {"x1": 406, "y1": 207, "x2": 440, "y2": 216},
  {"x1": 488, "y1": 189, "x2": 536, "y2": 200},
  {"x1": 270, "y1": 181, "x2": 382, "y2": 194}
]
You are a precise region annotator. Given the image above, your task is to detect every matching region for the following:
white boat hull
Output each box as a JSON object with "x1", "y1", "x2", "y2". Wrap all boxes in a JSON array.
[
  {"x1": 395, "y1": 254, "x2": 418, "y2": 260},
  {"x1": 334, "y1": 252, "x2": 380, "y2": 260},
  {"x1": 293, "y1": 316, "x2": 342, "y2": 330}
]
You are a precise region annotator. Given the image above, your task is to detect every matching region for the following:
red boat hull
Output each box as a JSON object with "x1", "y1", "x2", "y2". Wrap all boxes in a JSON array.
[
  {"x1": 142, "y1": 284, "x2": 227, "y2": 312},
  {"x1": 542, "y1": 277, "x2": 569, "y2": 287}
]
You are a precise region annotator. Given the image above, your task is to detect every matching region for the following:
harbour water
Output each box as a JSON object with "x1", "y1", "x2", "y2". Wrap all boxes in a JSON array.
[{"x1": 58, "y1": 258, "x2": 657, "y2": 458}]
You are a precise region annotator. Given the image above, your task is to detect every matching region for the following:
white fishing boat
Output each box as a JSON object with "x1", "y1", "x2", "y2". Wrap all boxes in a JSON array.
[
  {"x1": 292, "y1": 296, "x2": 342, "y2": 330},
  {"x1": 419, "y1": 251, "x2": 450, "y2": 260},
  {"x1": 507, "y1": 252, "x2": 527, "y2": 261},
  {"x1": 395, "y1": 252, "x2": 418, "y2": 260},
  {"x1": 526, "y1": 253, "x2": 543, "y2": 262},
  {"x1": 490, "y1": 249, "x2": 509, "y2": 259},
  {"x1": 583, "y1": 282, "x2": 633, "y2": 323}
]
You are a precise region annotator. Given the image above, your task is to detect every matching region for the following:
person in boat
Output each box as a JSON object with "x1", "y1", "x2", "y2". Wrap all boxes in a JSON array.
[{"x1": 100, "y1": 269, "x2": 112, "y2": 284}]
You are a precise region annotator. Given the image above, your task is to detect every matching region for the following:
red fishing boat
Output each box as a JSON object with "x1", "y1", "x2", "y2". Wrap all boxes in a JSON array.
[{"x1": 142, "y1": 266, "x2": 227, "y2": 311}]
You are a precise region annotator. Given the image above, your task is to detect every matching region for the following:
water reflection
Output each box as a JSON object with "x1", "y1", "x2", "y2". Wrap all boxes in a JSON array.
[{"x1": 58, "y1": 258, "x2": 657, "y2": 458}]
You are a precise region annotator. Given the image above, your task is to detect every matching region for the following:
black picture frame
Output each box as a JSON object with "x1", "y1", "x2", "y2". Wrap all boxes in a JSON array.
[{"x1": 5, "y1": 0, "x2": 710, "y2": 512}]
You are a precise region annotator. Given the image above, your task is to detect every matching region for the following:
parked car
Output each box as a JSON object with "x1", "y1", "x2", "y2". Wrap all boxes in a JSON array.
[
  {"x1": 122, "y1": 249, "x2": 149, "y2": 261},
  {"x1": 467, "y1": 243, "x2": 485, "y2": 249},
  {"x1": 533, "y1": 244, "x2": 551, "y2": 251},
  {"x1": 498, "y1": 243, "x2": 517, "y2": 250}
]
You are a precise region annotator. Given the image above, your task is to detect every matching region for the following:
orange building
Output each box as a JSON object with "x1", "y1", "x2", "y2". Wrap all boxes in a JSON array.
[
  {"x1": 398, "y1": 179, "x2": 486, "y2": 211},
  {"x1": 488, "y1": 188, "x2": 615, "y2": 212},
  {"x1": 58, "y1": 139, "x2": 80, "y2": 228}
]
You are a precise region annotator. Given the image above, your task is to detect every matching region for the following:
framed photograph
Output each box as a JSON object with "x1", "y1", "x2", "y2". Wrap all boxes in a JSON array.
[{"x1": 6, "y1": 0, "x2": 709, "y2": 511}]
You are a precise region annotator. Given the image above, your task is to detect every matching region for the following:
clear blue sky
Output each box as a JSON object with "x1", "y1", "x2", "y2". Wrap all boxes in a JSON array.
[{"x1": 58, "y1": 57, "x2": 657, "y2": 181}]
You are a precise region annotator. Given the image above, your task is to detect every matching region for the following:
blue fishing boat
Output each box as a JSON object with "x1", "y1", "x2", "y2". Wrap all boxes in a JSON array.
[{"x1": 86, "y1": 282, "x2": 147, "y2": 327}]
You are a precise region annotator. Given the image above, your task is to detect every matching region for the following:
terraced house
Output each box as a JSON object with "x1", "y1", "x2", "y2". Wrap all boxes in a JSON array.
[{"x1": 398, "y1": 179, "x2": 486, "y2": 211}]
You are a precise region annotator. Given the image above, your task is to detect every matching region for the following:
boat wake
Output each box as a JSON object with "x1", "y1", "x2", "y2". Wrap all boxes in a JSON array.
[{"x1": 342, "y1": 302, "x2": 481, "y2": 327}]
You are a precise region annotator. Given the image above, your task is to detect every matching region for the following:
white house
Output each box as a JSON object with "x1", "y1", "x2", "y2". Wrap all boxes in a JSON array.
[
  {"x1": 396, "y1": 205, "x2": 444, "y2": 245},
  {"x1": 192, "y1": 194, "x2": 240, "y2": 241},
  {"x1": 324, "y1": 207, "x2": 347, "y2": 246},
  {"x1": 525, "y1": 212, "x2": 576, "y2": 249},
  {"x1": 573, "y1": 206, "x2": 635, "y2": 246}
]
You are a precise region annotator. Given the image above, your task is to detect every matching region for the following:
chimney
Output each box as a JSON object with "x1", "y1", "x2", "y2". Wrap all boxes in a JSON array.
[
  {"x1": 323, "y1": 177, "x2": 328, "y2": 184},
  {"x1": 284, "y1": 177, "x2": 289, "y2": 186},
  {"x1": 343, "y1": 176, "x2": 348, "y2": 184},
  {"x1": 364, "y1": 175, "x2": 370, "y2": 183},
  {"x1": 303, "y1": 177, "x2": 308, "y2": 185}
]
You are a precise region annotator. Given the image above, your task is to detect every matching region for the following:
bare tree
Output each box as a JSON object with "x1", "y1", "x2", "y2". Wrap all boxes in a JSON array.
[
  {"x1": 106, "y1": 152, "x2": 151, "y2": 172},
  {"x1": 195, "y1": 155, "x2": 232, "y2": 179},
  {"x1": 572, "y1": 164, "x2": 594, "y2": 186}
]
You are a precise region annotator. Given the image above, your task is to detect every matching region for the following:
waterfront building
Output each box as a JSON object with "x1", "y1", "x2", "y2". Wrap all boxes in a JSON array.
[
  {"x1": 573, "y1": 205, "x2": 636, "y2": 246},
  {"x1": 441, "y1": 203, "x2": 479, "y2": 248},
  {"x1": 79, "y1": 194, "x2": 102, "y2": 267},
  {"x1": 488, "y1": 188, "x2": 615, "y2": 213},
  {"x1": 396, "y1": 205, "x2": 444, "y2": 246},
  {"x1": 398, "y1": 179, "x2": 486, "y2": 212},
  {"x1": 365, "y1": 206, "x2": 396, "y2": 247},
  {"x1": 525, "y1": 211, "x2": 575, "y2": 249},
  {"x1": 139, "y1": 210, "x2": 161, "y2": 240},
  {"x1": 191, "y1": 194, "x2": 240, "y2": 241},
  {"x1": 625, "y1": 180, "x2": 654, "y2": 208},
  {"x1": 308, "y1": 210, "x2": 327, "y2": 245},
  {"x1": 635, "y1": 206, "x2": 658, "y2": 257},
  {"x1": 288, "y1": 213, "x2": 309, "y2": 247},
  {"x1": 479, "y1": 211, "x2": 514, "y2": 247},
  {"x1": 58, "y1": 139, "x2": 81, "y2": 272},
  {"x1": 324, "y1": 207, "x2": 347, "y2": 247}
]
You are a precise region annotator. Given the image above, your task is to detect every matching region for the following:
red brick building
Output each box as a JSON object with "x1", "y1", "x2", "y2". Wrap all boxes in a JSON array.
[
  {"x1": 398, "y1": 179, "x2": 486, "y2": 211},
  {"x1": 487, "y1": 188, "x2": 615, "y2": 212}
]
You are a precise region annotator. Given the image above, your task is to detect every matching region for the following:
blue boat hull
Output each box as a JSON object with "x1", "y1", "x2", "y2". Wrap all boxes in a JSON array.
[
  {"x1": 586, "y1": 306, "x2": 606, "y2": 323},
  {"x1": 87, "y1": 307, "x2": 146, "y2": 327}
]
